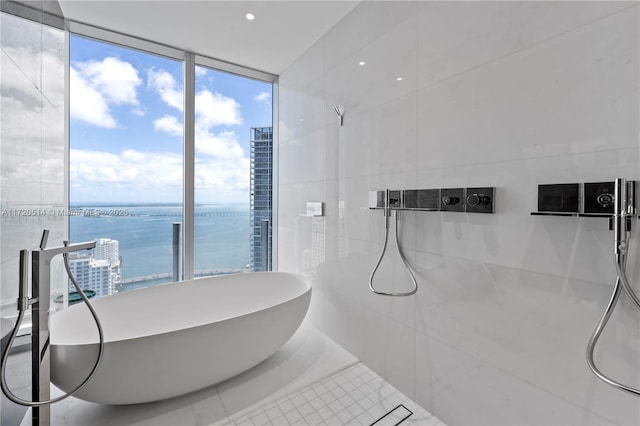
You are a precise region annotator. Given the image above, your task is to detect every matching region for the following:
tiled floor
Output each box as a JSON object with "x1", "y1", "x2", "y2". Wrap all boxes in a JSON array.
[{"x1": 218, "y1": 363, "x2": 444, "y2": 426}]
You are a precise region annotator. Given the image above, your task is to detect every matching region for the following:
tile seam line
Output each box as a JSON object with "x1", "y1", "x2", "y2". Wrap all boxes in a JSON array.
[
  {"x1": 226, "y1": 360, "x2": 360, "y2": 421},
  {"x1": 1, "y1": 46, "x2": 62, "y2": 115},
  {"x1": 408, "y1": 249, "x2": 619, "y2": 290},
  {"x1": 321, "y1": 145, "x2": 639, "y2": 183},
  {"x1": 468, "y1": 350, "x2": 624, "y2": 426},
  {"x1": 322, "y1": 3, "x2": 422, "y2": 77},
  {"x1": 417, "y1": 2, "x2": 640, "y2": 94},
  {"x1": 412, "y1": 321, "x2": 621, "y2": 426}
]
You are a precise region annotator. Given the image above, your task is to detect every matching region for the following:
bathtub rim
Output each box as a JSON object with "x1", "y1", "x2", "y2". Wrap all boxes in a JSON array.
[{"x1": 50, "y1": 271, "x2": 312, "y2": 346}]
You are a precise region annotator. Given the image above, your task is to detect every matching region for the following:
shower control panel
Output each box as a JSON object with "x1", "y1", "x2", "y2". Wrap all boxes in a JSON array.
[
  {"x1": 369, "y1": 187, "x2": 495, "y2": 213},
  {"x1": 532, "y1": 180, "x2": 637, "y2": 218},
  {"x1": 440, "y1": 188, "x2": 464, "y2": 212},
  {"x1": 465, "y1": 187, "x2": 495, "y2": 214},
  {"x1": 584, "y1": 182, "x2": 615, "y2": 215}
]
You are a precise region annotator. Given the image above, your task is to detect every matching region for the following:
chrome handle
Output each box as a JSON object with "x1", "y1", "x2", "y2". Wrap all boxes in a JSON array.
[
  {"x1": 16, "y1": 249, "x2": 35, "y2": 311},
  {"x1": 466, "y1": 193, "x2": 490, "y2": 207},
  {"x1": 596, "y1": 193, "x2": 614, "y2": 208},
  {"x1": 442, "y1": 196, "x2": 459, "y2": 206}
]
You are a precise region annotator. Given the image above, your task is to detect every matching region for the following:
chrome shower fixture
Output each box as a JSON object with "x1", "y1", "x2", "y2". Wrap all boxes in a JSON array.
[
  {"x1": 1, "y1": 231, "x2": 106, "y2": 425},
  {"x1": 334, "y1": 105, "x2": 344, "y2": 126},
  {"x1": 586, "y1": 178, "x2": 640, "y2": 397},
  {"x1": 369, "y1": 189, "x2": 418, "y2": 297},
  {"x1": 369, "y1": 187, "x2": 495, "y2": 213}
]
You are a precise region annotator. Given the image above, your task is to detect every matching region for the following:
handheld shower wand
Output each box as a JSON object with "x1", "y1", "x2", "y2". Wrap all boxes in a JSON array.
[
  {"x1": 586, "y1": 178, "x2": 640, "y2": 397},
  {"x1": 369, "y1": 189, "x2": 418, "y2": 297}
]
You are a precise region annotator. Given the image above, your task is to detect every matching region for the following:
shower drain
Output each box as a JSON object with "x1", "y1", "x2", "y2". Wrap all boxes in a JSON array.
[{"x1": 369, "y1": 404, "x2": 413, "y2": 426}]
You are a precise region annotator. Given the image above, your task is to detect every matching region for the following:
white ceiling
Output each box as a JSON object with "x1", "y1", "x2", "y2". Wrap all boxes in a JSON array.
[{"x1": 58, "y1": 0, "x2": 360, "y2": 76}]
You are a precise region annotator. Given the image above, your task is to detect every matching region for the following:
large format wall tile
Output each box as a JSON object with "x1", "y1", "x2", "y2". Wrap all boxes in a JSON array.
[
  {"x1": 278, "y1": 2, "x2": 640, "y2": 424},
  {"x1": 1, "y1": 12, "x2": 66, "y2": 314}
]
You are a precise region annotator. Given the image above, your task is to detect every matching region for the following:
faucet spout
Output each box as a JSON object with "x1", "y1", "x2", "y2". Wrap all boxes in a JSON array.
[{"x1": 37, "y1": 240, "x2": 96, "y2": 263}]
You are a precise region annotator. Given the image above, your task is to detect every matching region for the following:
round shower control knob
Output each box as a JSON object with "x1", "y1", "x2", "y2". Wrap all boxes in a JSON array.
[
  {"x1": 597, "y1": 193, "x2": 614, "y2": 208},
  {"x1": 466, "y1": 193, "x2": 490, "y2": 206},
  {"x1": 442, "y1": 196, "x2": 460, "y2": 206}
]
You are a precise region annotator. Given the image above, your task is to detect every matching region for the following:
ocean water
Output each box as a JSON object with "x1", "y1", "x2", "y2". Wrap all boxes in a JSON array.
[{"x1": 69, "y1": 203, "x2": 252, "y2": 282}]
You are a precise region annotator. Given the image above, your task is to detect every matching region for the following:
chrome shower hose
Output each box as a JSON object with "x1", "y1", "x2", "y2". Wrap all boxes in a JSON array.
[
  {"x1": 369, "y1": 209, "x2": 418, "y2": 297},
  {"x1": 0, "y1": 245, "x2": 105, "y2": 406},
  {"x1": 586, "y1": 231, "x2": 640, "y2": 396}
]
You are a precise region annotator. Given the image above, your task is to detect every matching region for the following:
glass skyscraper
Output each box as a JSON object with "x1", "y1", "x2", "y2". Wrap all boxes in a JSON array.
[{"x1": 250, "y1": 127, "x2": 273, "y2": 271}]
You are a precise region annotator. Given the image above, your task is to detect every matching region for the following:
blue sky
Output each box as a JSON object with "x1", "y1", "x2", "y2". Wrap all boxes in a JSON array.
[{"x1": 69, "y1": 35, "x2": 272, "y2": 204}]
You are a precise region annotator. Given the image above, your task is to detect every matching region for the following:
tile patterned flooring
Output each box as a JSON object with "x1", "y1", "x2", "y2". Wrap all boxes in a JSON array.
[{"x1": 219, "y1": 363, "x2": 444, "y2": 426}]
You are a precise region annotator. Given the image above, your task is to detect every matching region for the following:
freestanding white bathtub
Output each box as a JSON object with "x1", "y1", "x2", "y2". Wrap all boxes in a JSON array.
[{"x1": 49, "y1": 272, "x2": 311, "y2": 405}]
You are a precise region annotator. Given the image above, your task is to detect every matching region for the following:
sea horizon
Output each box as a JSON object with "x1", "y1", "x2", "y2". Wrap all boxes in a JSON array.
[{"x1": 69, "y1": 202, "x2": 254, "y2": 290}]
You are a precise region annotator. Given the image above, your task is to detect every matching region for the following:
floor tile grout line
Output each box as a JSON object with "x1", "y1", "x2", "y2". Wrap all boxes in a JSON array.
[
  {"x1": 228, "y1": 362, "x2": 442, "y2": 426},
  {"x1": 225, "y1": 360, "x2": 361, "y2": 423}
]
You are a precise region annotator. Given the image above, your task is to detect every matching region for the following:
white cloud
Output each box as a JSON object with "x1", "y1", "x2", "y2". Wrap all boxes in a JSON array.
[
  {"x1": 148, "y1": 68, "x2": 183, "y2": 111},
  {"x1": 70, "y1": 57, "x2": 142, "y2": 127},
  {"x1": 70, "y1": 148, "x2": 183, "y2": 202},
  {"x1": 131, "y1": 106, "x2": 146, "y2": 117},
  {"x1": 195, "y1": 67, "x2": 208, "y2": 77},
  {"x1": 70, "y1": 147, "x2": 250, "y2": 202},
  {"x1": 76, "y1": 57, "x2": 141, "y2": 105},
  {"x1": 195, "y1": 90, "x2": 242, "y2": 128},
  {"x1": 254, "y1": 91, "x2": 271, "y2": 105},
  {"x1": 195, "y1": 156, "x2": 250, "y2": 191},
  {"x1": 70, "y1": 67, "x2": 116, "y2": 128},
  {"x1": 153, "y1": 115, "x2": 183, "y2": 136},
  {"x1": 195, "y1": 129, "x2": 244, "y2": 160},
  {"x1": 153, "y1": 88, "x2": 242, "y2": 136}
]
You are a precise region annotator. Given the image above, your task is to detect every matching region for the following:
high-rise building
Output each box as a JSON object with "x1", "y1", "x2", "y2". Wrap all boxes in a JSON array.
[
  {"x1": 68, "y1": 238, "x2": 122, "y2": 297},
  {"x1": 249, "y1": 126, "x2": 273, "y2": 271}
]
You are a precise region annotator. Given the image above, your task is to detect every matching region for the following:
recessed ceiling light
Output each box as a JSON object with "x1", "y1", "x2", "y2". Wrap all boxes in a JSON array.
[
  {"x1": 245, "y1": 12, "x2": 255, "y2": 21},
  {"x1": 358, "y1": 61, "x2": 366, "y2": 66},
  {"x1": 396, "y1": 77, "x2": 403, "y2": 81}
]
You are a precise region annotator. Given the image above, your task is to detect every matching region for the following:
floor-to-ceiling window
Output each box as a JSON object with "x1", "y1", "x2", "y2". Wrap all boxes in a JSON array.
[
  {"x1": 68, "y1": 35, "x2": 184, "y2": 296},
  {"x1": 193, "y1": 64, "x2": 272, "y2": 276},
  {"x1": 68, "y1": 32, "x2": 274, "y2": 299}
]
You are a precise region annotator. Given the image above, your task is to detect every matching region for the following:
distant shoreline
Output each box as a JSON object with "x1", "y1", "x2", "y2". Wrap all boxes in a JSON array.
[
  {"x1": 120, "y1": 268, "x2": 247, "y2": 284},
  {"x1": 70, "y1": 202, "x2": 249, "y2": 208}
]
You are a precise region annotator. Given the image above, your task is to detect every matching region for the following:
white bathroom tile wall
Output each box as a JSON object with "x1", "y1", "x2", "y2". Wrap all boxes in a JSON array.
[
  {"x1": 278, "y1": 1, "x2": 640, "y2": 424},
  {"x1": 358, "y1": 310, "x2": 416, "y2": 399},
  {"x1": 277, "y1": 38, "x2": 325, "y2": 105},
  {"x1": 278, "y1": 127, "x2": 326, "y2": 185},
  {"x1": 415, "y1": 11, "x2": 639, "y2": 171},
  {"x1": 335, "y1": 93, "x2": 418, "y2": 180},
  {"x1": 1, "y1": 12, "x2": 66, "y2": 313},
  {"x1": 324, "y1": 11, "x2": 418, "y2": 117},
  {"x1": 323, "y1": 1, "x2": 417, "y2": 73},
  {"x1": 414, "y1": 330, "x2": 478, "y2": 407},
  {"x1": 279, "y1": 79, "x2": 326, "y2": 145},
  {"x1": 1, "y1": 11, "x2": 66, "y2": 425},
  {"x1": 431, "y1": 359, "x2": 616, "y2": 426},
  {"x1": 416, "y1": 1, "x2": 637, "y2": 90}
]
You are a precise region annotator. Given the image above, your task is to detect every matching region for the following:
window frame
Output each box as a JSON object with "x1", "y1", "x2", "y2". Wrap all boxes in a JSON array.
[{"x1": 65, "y1": 19, "x2": 279, "y2": 280}]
